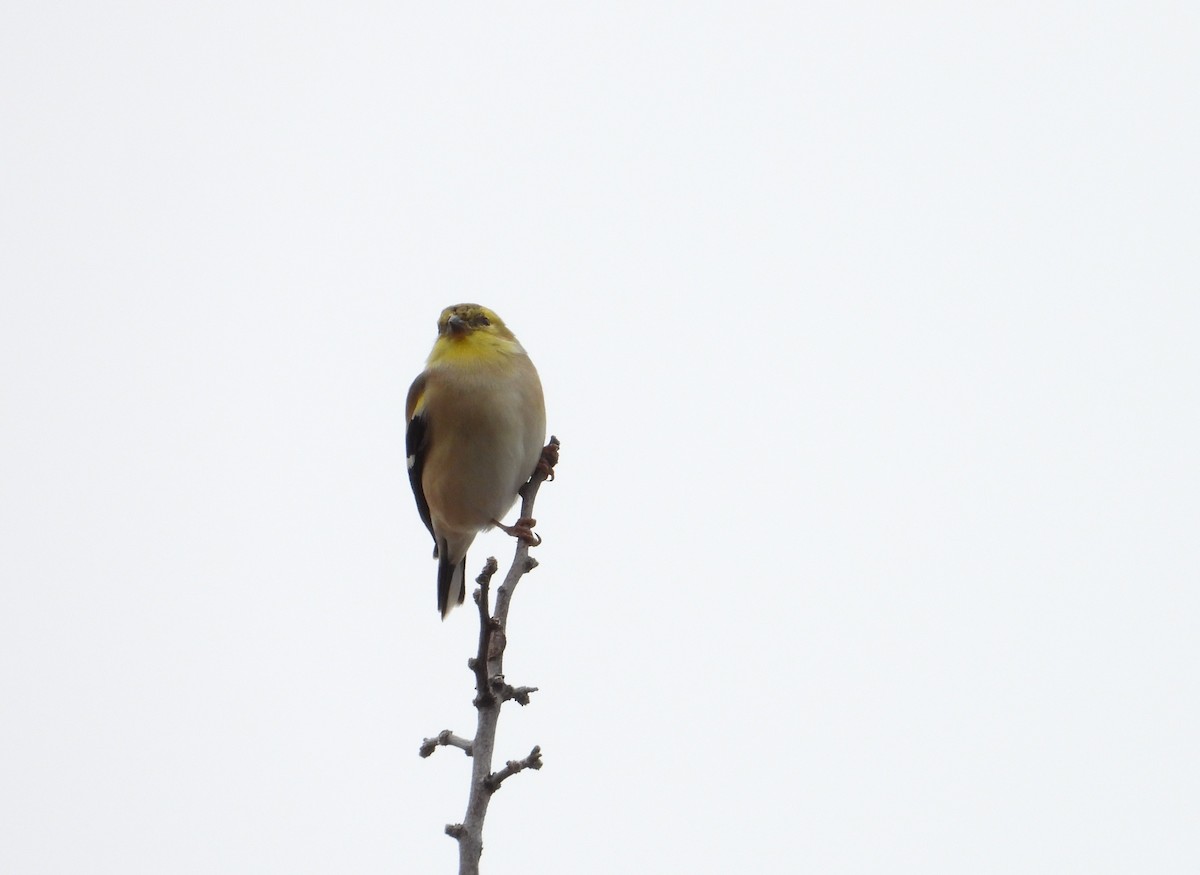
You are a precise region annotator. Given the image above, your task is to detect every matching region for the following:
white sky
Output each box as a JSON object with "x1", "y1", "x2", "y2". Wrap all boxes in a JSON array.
[{"x1": 2, "y1": 3, "x2": 1198, "y2": 872}]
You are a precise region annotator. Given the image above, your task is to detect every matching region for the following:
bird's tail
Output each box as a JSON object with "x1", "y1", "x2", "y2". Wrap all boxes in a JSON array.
[{"x1": 437, "y1": 550, "x2": 467, "y2": 619}]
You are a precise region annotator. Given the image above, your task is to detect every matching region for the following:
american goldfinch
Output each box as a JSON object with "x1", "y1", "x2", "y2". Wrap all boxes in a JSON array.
[{"x1": 406, "y1": 304, "x2": 547, "y2": 618}]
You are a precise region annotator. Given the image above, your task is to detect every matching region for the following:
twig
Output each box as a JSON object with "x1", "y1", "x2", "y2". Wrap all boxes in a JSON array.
[
  {"x1": 483, "y1": 746, "x2": 543, "y2": 793},
  {"x1": 470, "y1": 559, "x2": 500, "y2": 707},
  {"x1": 498, "y1": 684, "x2": 539, "y2": 705},
  {"x1": 419, "y1": 730, "x2": 474, "y2": 758}
]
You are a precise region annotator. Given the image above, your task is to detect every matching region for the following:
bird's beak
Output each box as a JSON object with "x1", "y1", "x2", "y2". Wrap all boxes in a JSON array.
[{"x1": 447, "y1": 314, "x2": 467, "y2": 334}]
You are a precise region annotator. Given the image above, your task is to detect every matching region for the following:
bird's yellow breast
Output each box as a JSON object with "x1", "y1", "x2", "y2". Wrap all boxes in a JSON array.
[{"x1": 426, "y1": 331, "x2": 525, "y2": 369}]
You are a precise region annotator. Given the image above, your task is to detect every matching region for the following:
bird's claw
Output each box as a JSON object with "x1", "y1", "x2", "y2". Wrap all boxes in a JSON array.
[
  {"x1": 537, "y1": 439, "x2": 559, "y2": 481},
  {"x1": 493, "y1": 517, "x2": 541, "y2": 547}
]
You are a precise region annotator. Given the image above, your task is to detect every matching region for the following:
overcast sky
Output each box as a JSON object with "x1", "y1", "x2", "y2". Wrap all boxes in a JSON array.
[{"x1": 2, "y1": 3, "x2": 1198, "y2": 873}]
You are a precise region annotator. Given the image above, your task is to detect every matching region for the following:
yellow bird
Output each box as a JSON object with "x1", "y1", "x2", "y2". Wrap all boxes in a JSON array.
[{"x1": 406, "y1": 304, "x2": 547, "y2": 618}]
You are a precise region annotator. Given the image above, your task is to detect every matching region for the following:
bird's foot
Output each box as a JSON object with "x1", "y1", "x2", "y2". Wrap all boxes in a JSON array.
[
  {"x1": 492, "y1": 517, "x2": 541, "y2": 546},
  {"x1": 536, "y1": 439, "x2": 560, "y2": 481},
  {"x1": 520, "y1": 438, "x2": 561, "y2": 498}
]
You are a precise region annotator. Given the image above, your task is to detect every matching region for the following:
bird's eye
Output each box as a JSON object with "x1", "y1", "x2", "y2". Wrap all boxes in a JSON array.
[{"x1": 475, "y1": 315, "x2": 491, "y2": 327}]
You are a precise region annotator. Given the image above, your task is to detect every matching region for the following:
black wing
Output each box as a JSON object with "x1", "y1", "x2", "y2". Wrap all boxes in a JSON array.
[{"x1": 405, "y1": 373, "x2": 435, "y2": 545}]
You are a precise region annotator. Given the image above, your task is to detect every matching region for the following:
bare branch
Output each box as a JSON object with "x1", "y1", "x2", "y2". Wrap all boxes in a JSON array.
[
  {"x1": 498, "y1": 684, "x2": 539, "y2": 706},
  {"x1": 419, "y1": 730, "x2": 474, "y2": 758},
  {"x1": 421, "y1": 437, "x2": 560, "y2": 875},
  {"x1": 484, "y1": 746, "x2": 543, "y2": 793},
  {"x1": 470, "y1": 558, "x2": 500, "y2": 707}
]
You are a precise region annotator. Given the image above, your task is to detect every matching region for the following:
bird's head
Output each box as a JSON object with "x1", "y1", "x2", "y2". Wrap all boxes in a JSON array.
[
  {"x1": 427, "y1": 304, "x2": 525, "y2": 366},
  {"x1": 436, "y1": 304, "x2": 515, "y2": 341}
]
